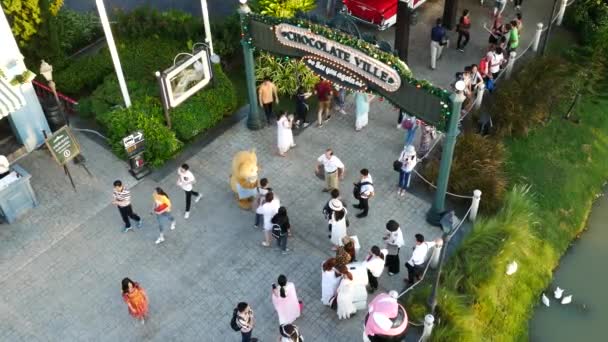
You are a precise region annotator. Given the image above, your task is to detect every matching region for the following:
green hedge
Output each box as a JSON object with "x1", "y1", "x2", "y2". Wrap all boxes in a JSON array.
[
  {"x1": 171, "y1": 64, "x2": 238, "y2": 141},
  {"x1": 97, "y1": 98, "x2": 182, "y2": 167},
  {"x1": 54, "y1": 51, "x2": 113, "y2": 96}
]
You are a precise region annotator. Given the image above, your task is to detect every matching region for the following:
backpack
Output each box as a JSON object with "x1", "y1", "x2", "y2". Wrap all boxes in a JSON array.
[
  {"x1": 479, "y1": 57, "x2": 489, "y2": 76},
  {"x1": 280, "y1": 324, "x2": 304, "y2": 341},
  {"x1": 272, "y1": 223, "x2": 283, "y2": 239},
  {"x1": 353, "y1": 182, "x2": 372, "y2": 200},
  {"x1": 230, "y1": 308, "x2": 240, "y2": 331}
]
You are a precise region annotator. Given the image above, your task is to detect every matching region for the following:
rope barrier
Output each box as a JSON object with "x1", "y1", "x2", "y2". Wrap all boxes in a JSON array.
[{"x1": 72, "y1": 128, "x2": 109, "y2": 141}]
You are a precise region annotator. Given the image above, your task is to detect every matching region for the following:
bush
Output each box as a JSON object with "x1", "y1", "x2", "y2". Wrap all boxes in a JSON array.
[
  {"x1": 255, "y1": 52, "x2": 320, "y2": 96},
  {"x1": 257, "y1": 0, "x2": 316, "y2": 18},
  {"x1": 118, "y1": 37, "x2": 186, "y2": 83},
  {"x1": 421, "y1": 133, "x2": 507, "y2": 213},
  {"x1": 79, "y1": 75, "x2": 156, "y2": 119},
  {"x1": 489, "y1": 56, "x2": 583, "y2": 137},
  {"x1": 113, "y1": 7, "x2": 203, "y2": 42},
  {"x1": 54, "y1": 51, "x2": 113, "y2": 96},
  {"x1": 54, "y1": 9, "x2": 103, "y2": 54},
  {"x1": 171, "y1": 64, "x2": 238, "y2": 141},
  {"x1": 566, "y1": 0, "x2": 608, "y2": 49},
  {"x1": 98, "y1": 98, "x2": 182, "y2": 167},
  {"x1": 211, "y1": 14, "x2": 242, "y2": 60}
]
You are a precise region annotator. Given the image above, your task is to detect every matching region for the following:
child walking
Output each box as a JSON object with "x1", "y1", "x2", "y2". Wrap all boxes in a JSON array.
[
  {"x1": 121, "y1": 278, "x2": 149, "y2": 324},
  {"x1": 177, "y1": 163, "x2": 202, "y2": 219}
]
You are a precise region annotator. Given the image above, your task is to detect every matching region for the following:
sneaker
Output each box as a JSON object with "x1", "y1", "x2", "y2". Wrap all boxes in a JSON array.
[
  {"x1": 155, "y1": 236, "x2": 165, "y2": 244},
  {"x1": 141, "y1": 319, "x2": 145, "y2": 325},
  {"x1": 318, "y1": 124, "x2": 324, "y2": 128},
  {"x1": 388, "y1": 272, "x2": 396, "y2": 276},
  {"x1": 262, "y1": 241, "x2": 270, "y2": 247},
  {"x1": 282, "y1": 249, "x2": 290, "y2": 255},
  {"x1": 325, "y1": 115, "x2": 332, "y2": 122},
  {"x1": 123, "y1": 226, "x2": 132, "y2": 233},
  {"x1": 302, "y1": 122, "x2": 310, "y2": 128},
  {"x1": 184, "y1": 212, "x2": 190, "y2": 219},
  {"x1": 136, "y1": 219, "x2": 143, "y2": 229},
  {"x1": 253, "y1": 224, "x2": 259, "y2": 229},
  {"x1": 458, "y1": 48, "x2": 465, "y2": 52},
  {"x1": 339, "y1": 109, "x2": 346, "y2": 115},
  {"x1": 195, "y1": 194, "x2": 202, "y2": 203},
  {"x1": 170, "y1": 221, "x2": 176, "y2": 230}
]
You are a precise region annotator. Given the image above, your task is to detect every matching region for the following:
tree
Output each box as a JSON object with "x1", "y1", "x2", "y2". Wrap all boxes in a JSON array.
[
  {"x1": 1, "y1": 0, "x2": 63, "y2": 46},
  {"x1": 257, "y1": 0, "x2": 316, "y2": 18}
]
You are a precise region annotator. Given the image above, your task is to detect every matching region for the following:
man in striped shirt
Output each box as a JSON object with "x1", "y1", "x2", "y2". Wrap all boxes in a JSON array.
[{"x1": 112, "y1": 180, "x2": 143, "y2": 232}]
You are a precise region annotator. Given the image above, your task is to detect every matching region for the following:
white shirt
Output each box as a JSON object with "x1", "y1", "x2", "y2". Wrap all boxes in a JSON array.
[
  {"x1": 318, "y1": 154, "x2": 344, "y2": 173},
  {"x1": 177, "y1": 170, "x2": 195, "y2": 191},
  {"x1": 0, "y1": 155, "x2": 9, "y2": 174},
  {"x1": 488, "y1": 51, "x2": 504, "y2": 74},
  {"x1": 256, "y1": 198, "x2": 280, "y2": 230},
  {"x1": 386, "y1": 228, "x2": 404, "y2": 248},
  {"x1": 359, "y1": 175, "x2": 374, "y2": 199},
  {"x1": 365, "y1": 249, "x2": 387, "y2": 277},
  {"x1": 399, "y1": 151, "x2": 418, "y2": 172},
  {"x1": 407, "y1": 241, "x2": 437, "y2": 266}
]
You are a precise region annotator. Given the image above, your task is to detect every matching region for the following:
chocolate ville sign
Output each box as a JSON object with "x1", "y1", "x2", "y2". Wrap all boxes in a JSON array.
[{"x1": 275, "y1": 24, "x2": 401, "y2": 92}]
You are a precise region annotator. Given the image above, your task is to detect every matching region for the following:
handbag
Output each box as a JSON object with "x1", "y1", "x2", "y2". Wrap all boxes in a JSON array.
[
  {"x1": 393, "y1": 160, "x2": 403, "y2": 172},
  {"x1": 271, "y1": 224, "x2": 283, "y2": 239}
]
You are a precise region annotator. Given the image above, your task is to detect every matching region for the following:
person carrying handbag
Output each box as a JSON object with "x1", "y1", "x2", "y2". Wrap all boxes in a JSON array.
[{"x1": 271, "y1": 207, "x2": 291, "y2": 254}]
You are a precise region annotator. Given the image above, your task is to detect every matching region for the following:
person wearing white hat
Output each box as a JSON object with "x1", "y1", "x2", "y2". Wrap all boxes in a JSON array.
[
  {"x1": 0, "y1": 155, "x2": 10, "y2": 180},
  {"x1": 397, "y1": 145, "x2": 418, "y2": 197},
  {"x1": 328, "y1": 199, "x2": 348, "y2": 249}
]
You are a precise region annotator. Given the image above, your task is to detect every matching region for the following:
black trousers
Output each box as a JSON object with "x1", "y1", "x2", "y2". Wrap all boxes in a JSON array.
[
  {"x1": 262, "y1": 103, "x2": 273, "y2": 123},
  {"x1": 406, "y1": 263, "x2": 424, "y2": 283},
  {"x1": 367, "y1": 269, "x2": 378, "y2": 290},
  {"x1": 118, "y1": 205, "x2": 140, "y2": 228},
  {"x1": 185, "y1": 190, "x2": 200, "y2": 212},
  {"x1": 358, "y1": 197, "x2": 369, "y2": 216},
  {"x1": 457, "y1": 30, "x2": 470, "y2": 49},
  {"x1": 514, "y1": 0, "x2": 523, "y2": 6},
  {"x1": 385, "y1": 251, "x2": 400, "y2": 274}
]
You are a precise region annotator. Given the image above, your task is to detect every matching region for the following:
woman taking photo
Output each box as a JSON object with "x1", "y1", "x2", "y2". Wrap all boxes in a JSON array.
[
  {"x1": 365, "y1": 246, "x2": 387, "y2": 292},
  {"x1": 271, "y1": 274, "x2": 301, "y2": 325},
  {"x1": 153, "y1": 187, "x2": 176, "y2": 244},
  {"x1": 397, "y1": 145, "x2": 418, "y2": 197},
  {"x1": 276, "y1": 111, "x2": 296, "y2": 157},
  {"x1": 383, "y1": 220, "x2": 405, "y2": 275},
  {"x1": 121, "y1": 278, "x2": 149, "y2": 324}
]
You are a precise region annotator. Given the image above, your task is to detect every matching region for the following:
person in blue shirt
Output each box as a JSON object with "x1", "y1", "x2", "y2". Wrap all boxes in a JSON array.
[{"x1": 430, "y1": 18, "x2": 447, "y2": 70}]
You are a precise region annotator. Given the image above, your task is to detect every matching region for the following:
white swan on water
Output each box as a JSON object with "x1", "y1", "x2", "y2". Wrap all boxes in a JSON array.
[
  {"x1": 542, "y1": 293, "x2": 550, "y2": 307},
  {"x1": 561, "y1": 295, "x2": 573, "y2": 305},
  {"x1": 554, "y1": 287, "x2": 564, "y2": 299}
]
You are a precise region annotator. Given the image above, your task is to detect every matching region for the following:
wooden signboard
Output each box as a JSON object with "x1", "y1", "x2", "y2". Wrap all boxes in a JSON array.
[{"x1": 45, "y1": 126, "x2": 80, "y2": 165}]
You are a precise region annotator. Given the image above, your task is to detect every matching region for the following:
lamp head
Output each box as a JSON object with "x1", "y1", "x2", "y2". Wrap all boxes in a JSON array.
[
  {"x1": 239, "y1": 0, "x2": 247, "y2": 3},
  {"x1": 39, "y1": 60, "x2": 53, "y2": 82},
  {"x1": 210, "y1": 54, "x2": 221, "y2": 64},
  {"x1": 454, "y1": 80, "x2": 465, "y2": 92}
]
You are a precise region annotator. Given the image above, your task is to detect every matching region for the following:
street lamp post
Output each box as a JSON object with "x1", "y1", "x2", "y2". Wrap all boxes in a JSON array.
[
  {"x1": 238, "y1": 0, "x2": 263, "y2": 130},
  {"x1": 426, "y1": 81, "x2": 466, "y2": 226},
  {"x1": 39, "y1": 60, "x2": 68, "y2": 127}
]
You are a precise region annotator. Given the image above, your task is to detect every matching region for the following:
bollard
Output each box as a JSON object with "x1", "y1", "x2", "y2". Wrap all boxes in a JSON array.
[
  {"x1": 420, "y1": 314, "x2": 435, "y2": 341},
  {"x1": 469, "y1": 189, "x2": 482, "y2": 222},
  {"x1": 533, "y1": 23, "x2": 544, "y2": 52},
  {"x1": 557, "y1": 0, "x2": 568, "y2": 26},
  {"x1": 473, "y1": 83, "x2": 485, "y2": 110},
  {"x1": 505, "y1": 51, "x2": 517, "y2": 80},
  {"x1": 430, "y1": 244, "x2": 442, "y2": 269}
]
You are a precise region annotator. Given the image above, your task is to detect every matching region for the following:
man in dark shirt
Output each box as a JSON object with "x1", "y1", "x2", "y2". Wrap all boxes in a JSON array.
[
  {"x1": 314, "y1": 78, "x2": 333, "y2": 128},
  {"x1": 430, "y1": 18, "x2": 446, "y2": 70}
]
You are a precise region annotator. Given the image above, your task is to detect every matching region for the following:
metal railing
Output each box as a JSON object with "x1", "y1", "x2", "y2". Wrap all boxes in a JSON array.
[{"x1": 32, "y1": 80, "x2": 79, "y2": 115}]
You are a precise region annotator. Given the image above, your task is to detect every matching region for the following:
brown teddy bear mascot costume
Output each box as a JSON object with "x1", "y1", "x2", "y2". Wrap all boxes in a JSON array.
[{"x1": 229, "y1": 150, "x2": 260, "y2": 209}]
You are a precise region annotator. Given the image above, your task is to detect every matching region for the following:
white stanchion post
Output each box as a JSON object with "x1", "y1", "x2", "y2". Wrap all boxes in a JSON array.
[
  {"x1": 557, "y1": 0, "x2": 568, "y2": 26},
  {"x1": 533, "y1": 23, "x2": 544, "y2": 53},
  {"x1": 505, "y1": 51, "x2": 517, "y2": 80},
  {"x1": 469, "y1": 189, "x2": 482, "y2": 222},
  {"x1": 96, "y1": 0, "x2": 131, "y2": 108},
  {"x1": 473, "y1": 84, "x2": 485, "y2": 110},
  {"x1": 429, "y1": 244, "x2": 442, "y2": 269},
  {"x1": 420, "y1": 314, "x2": 435, "y2": 341}
]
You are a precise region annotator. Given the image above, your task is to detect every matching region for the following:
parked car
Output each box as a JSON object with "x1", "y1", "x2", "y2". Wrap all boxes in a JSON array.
[{"x1": 341, "y1": 0, "x2": 427, "y2": 31}]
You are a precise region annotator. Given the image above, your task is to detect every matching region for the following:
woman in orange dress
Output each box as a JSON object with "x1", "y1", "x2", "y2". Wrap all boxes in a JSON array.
[{"x1": 122, "y1": 278, "x2": 149, "y2": 324}]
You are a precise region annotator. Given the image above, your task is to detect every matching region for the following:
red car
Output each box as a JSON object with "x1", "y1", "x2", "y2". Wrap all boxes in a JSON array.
[{"x1": 342, "y1": 0, "x2": 427, "y2": 30}]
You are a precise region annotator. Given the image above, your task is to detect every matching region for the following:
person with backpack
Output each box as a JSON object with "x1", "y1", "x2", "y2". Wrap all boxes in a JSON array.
[
  {"x1": 232, "y1": 302, "x2": 258, "y2": 342},
  {"x1": 271, "y1": 207, "x2": 291, "y2": 254},
  {"x1": 353, "y1": 168, "x2": 374, "y2": 218},
  {"x1": 456, "y1": 9, "x2": 471, "y2": 52},
  {"x1": 279, "y1": 323, "x2": 304, "y2": 342}
]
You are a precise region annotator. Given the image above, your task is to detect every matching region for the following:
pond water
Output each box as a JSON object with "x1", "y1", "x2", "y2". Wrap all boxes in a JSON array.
[{"x1": 529, "y1": 189, "x2": 608, "y2": 341}]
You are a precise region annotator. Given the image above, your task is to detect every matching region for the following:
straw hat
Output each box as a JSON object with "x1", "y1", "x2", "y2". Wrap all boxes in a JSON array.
[{"x1": 329, "y1": 199, "x2": 343, "y2": 211}]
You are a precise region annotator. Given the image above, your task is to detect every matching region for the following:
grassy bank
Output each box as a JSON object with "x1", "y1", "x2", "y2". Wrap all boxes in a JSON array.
[{"x1": 423, "y1": 93, "x2": 608, "y2": 341}]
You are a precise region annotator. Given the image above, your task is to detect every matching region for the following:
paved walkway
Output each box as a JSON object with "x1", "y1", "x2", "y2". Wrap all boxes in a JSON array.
[{"x1": 1, "y1": 97, "x2": 440, "y2": 341}]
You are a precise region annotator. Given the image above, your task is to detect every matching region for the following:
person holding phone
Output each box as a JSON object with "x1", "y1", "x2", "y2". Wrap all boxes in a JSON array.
[
  {"x1": 397, "y1": 145, "x2": 418, "y2": 197},
  {"x1": 271, "y1": 275, "x2": 301, "y2": 325}
]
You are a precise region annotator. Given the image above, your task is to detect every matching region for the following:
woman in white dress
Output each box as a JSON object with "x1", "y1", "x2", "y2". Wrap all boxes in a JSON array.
[
  {"x1": 334, "y1": 265, "x2": 357, "y2": 320},
  {"x1": 321, "y1": 258, "x2": 341, "y2": 305},
  {"x1": 354, "y1": 92, "x2": 375, "y2": 131},
  {"x1": 277, "y1": 111, "x2": 295, "y2": 157},
  {"x1": 328, "y1": 199, "x2": 348, "y2": 249}
]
